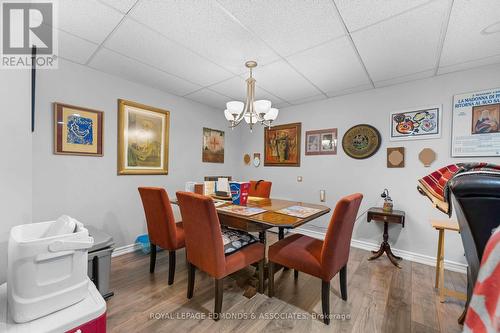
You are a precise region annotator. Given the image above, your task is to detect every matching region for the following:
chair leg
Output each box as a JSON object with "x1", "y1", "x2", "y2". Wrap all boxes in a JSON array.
[
  {"x1": 149, "y1": 243, "x2": 156, "y2": 273},
  {"x1": 214, "y1": 278, "x2": 223, "y2": 321},
  {"x1": 321, "y1": 280, "x2": 330, "y2": 325},
  {"x1": 258, "y1": 259, "x2": 264, "y2": 294},
  {"x1": 294, "y1": 269, "x2": 299, "y2": 279},
  {"x1": 340, "y1": 265, "x2": 347, "y2": 301},
  {"x1": 168, "y1": 251, "x2": 176, "y2": 285},
  {"x1": 268, "y1": 261, "x2": 275, "y2": 297},
  {"x1": 187, "y1": 262, "x2": 195, "y2": 299}
]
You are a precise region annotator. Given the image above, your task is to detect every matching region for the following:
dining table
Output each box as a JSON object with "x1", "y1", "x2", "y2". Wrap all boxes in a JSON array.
[{"x1": 172, "y1": 195, "x2": 331, "y2": 245}]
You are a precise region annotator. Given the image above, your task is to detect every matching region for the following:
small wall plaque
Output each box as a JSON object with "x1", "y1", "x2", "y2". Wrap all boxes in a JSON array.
[
  {"x1": 387, "y1": 147, "x2": 405, "y2": 168},
  {"x1": 419, "y1": 148, "x2": 436, "y2": 167}
]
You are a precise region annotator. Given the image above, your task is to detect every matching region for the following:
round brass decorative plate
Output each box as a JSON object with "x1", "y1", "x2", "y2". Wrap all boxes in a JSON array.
[{"x1": 342, "y1": 124, "x2": 382, "y2": 159}]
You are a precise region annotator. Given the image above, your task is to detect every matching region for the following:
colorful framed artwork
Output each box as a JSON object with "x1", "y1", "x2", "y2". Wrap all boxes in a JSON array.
[
  {"x1": 202, "y1": 128, "x2": 225, "y2": 163},
  {"x1": 305, "y1": 128, "x2": 337, "y2": 155},
  {"x1": 264, "y1": 122, "x2": 301, "y2": 167},
  {"x1": 390, "y1": 105, "x2": 441, "y2": 141},
  {"x1": 117, "y1": 99, "x2": 169, "y2": 175},
  {"x1": 54, "y1": 102, "x2": 103, "y2": 156},
  {"x1": 342, "y1": 124, "x2": 381, "y2": 159},
  {"x1": 452, "y1": 87, "x2": 500, "y2": 157}
]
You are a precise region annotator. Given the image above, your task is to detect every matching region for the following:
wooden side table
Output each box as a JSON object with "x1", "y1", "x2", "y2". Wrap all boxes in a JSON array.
[
  {"x1": 431, "y1": 219, "x2": 467, "y2": 303},
  {"x1": 367, "y1": 207, "x2": 405, "y2": 268}
]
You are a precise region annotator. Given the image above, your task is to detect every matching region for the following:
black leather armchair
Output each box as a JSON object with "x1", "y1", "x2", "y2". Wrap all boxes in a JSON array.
[{"x1": 449, "y1": 172, "x2": 500, "y2": 323}]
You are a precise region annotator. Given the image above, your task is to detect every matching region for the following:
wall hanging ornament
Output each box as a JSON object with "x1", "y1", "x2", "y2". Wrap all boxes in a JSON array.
[
  {"x1": 419, "y1": 148, "x2": 436, "y2": 167},
  {"x1": 342, "y1": 124, "x2": 382, "y2": 159},
  {"x1": 387, "y1": 147, "x2": 405, "y2": 168}
]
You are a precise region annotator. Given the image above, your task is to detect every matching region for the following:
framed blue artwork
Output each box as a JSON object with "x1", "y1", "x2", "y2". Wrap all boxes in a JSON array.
[{"x1": 54, "y1": 102, "x2": 104, "y2": 156}]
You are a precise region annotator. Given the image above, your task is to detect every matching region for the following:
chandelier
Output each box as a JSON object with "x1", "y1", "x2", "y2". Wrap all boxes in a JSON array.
[{"x1": 224, "y1": 61, "x2": 279, "y2": 131}]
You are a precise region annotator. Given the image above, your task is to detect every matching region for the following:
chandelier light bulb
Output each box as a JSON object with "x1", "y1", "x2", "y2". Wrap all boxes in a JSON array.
[{"x1": 264, "y1": 108, "x2": 279, "y2": 121}]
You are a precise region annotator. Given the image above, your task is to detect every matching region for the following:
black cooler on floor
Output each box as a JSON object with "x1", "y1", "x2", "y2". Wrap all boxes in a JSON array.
[{"x1": 87, "y1": 226, "x2": 115, "y2": 300}]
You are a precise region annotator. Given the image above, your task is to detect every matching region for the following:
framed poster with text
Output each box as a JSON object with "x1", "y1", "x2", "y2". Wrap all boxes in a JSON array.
[{"x1": 452, "y1": 87, "x2": 500, "y2": 157}]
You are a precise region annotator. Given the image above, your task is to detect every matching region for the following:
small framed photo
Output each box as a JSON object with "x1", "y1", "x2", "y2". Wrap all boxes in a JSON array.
[
  {"x1": 390, "y1": 105, "x2": 441, "y2": 141},
  {"x1": 54, "y1": 102, "x2": 103, "y2": 156},
  {"x1": 305, "y1": 128, "x2": 337, "y2": 155}
]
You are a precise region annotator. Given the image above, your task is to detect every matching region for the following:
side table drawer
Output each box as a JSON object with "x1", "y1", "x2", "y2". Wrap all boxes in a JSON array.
[{"x1": 369, "y1": 213, "x2": 401, "y2": 224}]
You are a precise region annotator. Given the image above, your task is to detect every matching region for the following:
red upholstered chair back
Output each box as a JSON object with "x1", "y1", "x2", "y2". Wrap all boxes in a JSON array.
[
  {"x1": 249, "y1": 180, "x2": 272, "y2": 198},
  {"x1": 176, "y1": 191, "x2": 226, "y2": 278},
  {"x1": 138, "y1": 187, "x2": 179, "y2": 250},
  {"x1": 321, "y1": 193, "x2": 363, "y2": 280}
]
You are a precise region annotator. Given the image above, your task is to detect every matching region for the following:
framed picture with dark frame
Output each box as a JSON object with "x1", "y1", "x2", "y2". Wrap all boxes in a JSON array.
[
  {"x1": 305, "y1": 128, "x2": 337, "y2": 155},
  {"x1": 53, "y1": 102, "x2": 104, "y2": 156},
  {"x1": 264, "y1": 122, "x2": 301, "y2": 167}
]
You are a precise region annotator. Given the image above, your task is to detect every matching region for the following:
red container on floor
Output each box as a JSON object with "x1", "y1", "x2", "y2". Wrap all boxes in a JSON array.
[{"x1": 230, "y1": 182, "x2": 250, "y2": 205}]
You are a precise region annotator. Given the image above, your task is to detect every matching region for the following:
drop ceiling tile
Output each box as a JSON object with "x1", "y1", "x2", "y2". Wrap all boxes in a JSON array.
[
  {"x1": 274, "y1": 102, "x2": 292, "y2": 109},
  {"x1": 184, "y1": 89, "x2": 232, "y2": 109},
  {"x1": 129, "y1": 0, "x2": 279, "y2": 74},
  {"x1": 88, "y1": 48, "x2": 201, "y2": 96},
  {"x1": 440, "y1": 0, "x2": 500, "y2": 67},
  {"x1": 326, "y1": 83, "x2": 373, "y2": 98},
  {"x1": 249, "y1": 60, "x2": 322, "y2": 101},
  {"x1": 104, "y1": 19, "x2": 233, "y2": 86},
  {"x1": 209, "y1": 76, "x2": 286, "y2": 106},
  {"x1": 287, "y1": 37, "x2": 371, "y2": 94},
  {"x1": 334, "y1": 0, "x2": 430, "y2": 32},
  {"x1": 57, "y1": 30, "x2": 98, "y2": 64},
  {"x1": 98, "y1": 0, "x2": 136, "y2": 13},
  {"x1": 351, "y1": 0, "x2": 450, "y2": 82},
  {"x1": 374, "y1": 69, "x2": 435, "y2": 88},
  {"x1": 438, "y1": 55, "x2": 500, "y2": 75},
  {"x1": 217, "y1": 0, "x2": 345, "y2": 56},
  {"x1": 58, "y1": 0, "x2": 124, "y2": 44},
  {"x1": 289, "y1": 94, "x2": 327, "y2": 105}
]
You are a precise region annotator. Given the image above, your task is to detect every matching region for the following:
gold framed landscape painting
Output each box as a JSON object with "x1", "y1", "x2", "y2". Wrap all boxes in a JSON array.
[
  {"x1": 118, "y1": 99, "x2": 169, "y2": 175},
  {"x1": 54, "y1": 102, "x2": 103, "y2": 156}
]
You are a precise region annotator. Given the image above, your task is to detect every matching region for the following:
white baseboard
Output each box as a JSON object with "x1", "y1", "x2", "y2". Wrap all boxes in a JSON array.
[
  {"x1": 112, "y1": 243, "x2": 142, "y2": 257},
  {"x1": 291, "y1": 227, "x2": 467, "y2": 274},
  {"x1": 111, "y1": 228, "x2": 468, "y2": 274}
]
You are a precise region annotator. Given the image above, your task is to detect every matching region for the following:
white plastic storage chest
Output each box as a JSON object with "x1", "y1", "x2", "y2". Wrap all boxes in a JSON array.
[{"x1": 7, "y1": 220, "x2": 93, "y2": 323}]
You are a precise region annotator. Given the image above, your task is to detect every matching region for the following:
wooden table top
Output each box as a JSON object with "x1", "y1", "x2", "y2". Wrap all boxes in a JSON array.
[
  {"x1": 172, "y1": 196, "x2": 331, "y2": 229},
  {"x1": 431, "y1": 219, "x2": 460, "y2": 232}
]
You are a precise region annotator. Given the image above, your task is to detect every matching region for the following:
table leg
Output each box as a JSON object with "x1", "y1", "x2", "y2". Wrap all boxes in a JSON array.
[
  {"x1": 368, "y1": 222, "x2": 402, "y2": 268},
  {"x1": 278, "y1": 227, "x2": 285, "y2": 240},
  {"x1": 435, "y1": 229, "x2": 444, "y2": 289},
  {"x1": 438, "y1": 230, "x2": 446, "y2": 302},
  {"x1": 258, "y1": 231, "x2": 267, "y2": 246}
]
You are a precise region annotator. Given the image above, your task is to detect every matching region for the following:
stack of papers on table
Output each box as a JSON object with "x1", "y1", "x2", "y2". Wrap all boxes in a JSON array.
[
  {"x1": 217, "y1": 205, "x2": 266, "y2": 216},
  {"x1": 276, "y1": 206, "x2": 321, "y2": 218}
]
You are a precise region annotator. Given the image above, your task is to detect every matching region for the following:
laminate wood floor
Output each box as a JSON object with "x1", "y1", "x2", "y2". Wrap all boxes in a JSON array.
[{"x1": 107, "y1": 236, "x2": 466, "y2": 333}]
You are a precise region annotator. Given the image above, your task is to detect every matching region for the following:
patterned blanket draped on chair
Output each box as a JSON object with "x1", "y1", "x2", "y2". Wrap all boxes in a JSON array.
[{"x1": 417, "y1": 163, "x2": 500, "y2": 216}]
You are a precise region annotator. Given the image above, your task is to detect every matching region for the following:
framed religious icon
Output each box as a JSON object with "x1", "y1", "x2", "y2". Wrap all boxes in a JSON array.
[
  {"x1": 264, "y1": 122, "x2": 301, "y2": 167},
  {"x1": 452, "y1": 87, "x2": 500, "y2": 157},
  {"x1": 54, "y1": 102, "x2": 103, "y2": 156},
  {"x1": 305, "y1": 128, "x2": 337, "y2": 155},
  {"x1": 202, "y1": 127, "x2": 225, "y2": 163},
  {"x1": 117, "y1": 99, "x2": 170, "y2": 175},
  {"x1": 342, "y1": 124, "x2": 381, "y2": 159}
]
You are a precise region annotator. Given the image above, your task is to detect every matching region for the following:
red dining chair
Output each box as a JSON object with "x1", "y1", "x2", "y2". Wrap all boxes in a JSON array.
[
  {"x1": 268, "y1": 193, "x2": 363, "y2": 324},
  {"x1": 248, "y1": 180, "x2": 272, "y2": 198},
  {"x1": 138, "y1": 187, "x2": 185, "y2": 285},
  {"x1": 176, "y1": 191, "x2": 265, "y2": 320}
]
